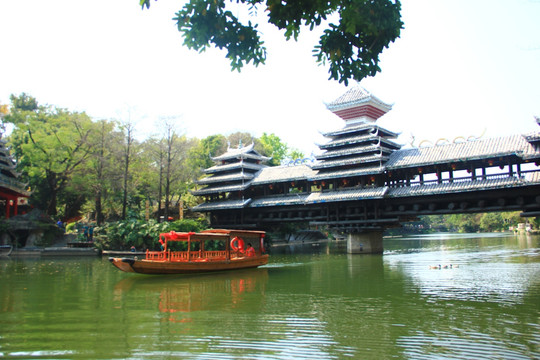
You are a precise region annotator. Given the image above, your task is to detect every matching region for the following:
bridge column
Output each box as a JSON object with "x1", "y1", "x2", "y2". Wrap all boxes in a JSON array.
[{"x1": 347, "y1": 231, "x2": 384, "y2": 254}]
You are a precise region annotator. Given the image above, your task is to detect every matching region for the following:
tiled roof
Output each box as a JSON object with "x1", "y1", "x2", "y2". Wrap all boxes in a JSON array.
[
  {"x1": 306, "y1": 186, "x2": 388, "y2": 203},
  {"x1": 250, "y1": 194, "x2": 309, "y2": 207},
  {"x1": 248, "y1": 186, "x2": 389, "y2": 207},
  {"x1": 191, "y1": 183, "x2": 250, "y2": 196},
  {"x1": 192, "y1": 173, "x2": 540, "y2": 211},
  {"x1": 326, "y1": 86, "x2": 392, "y2": 112},
  {"x1": 316, "y1": 144, "x2": 391, "y2": 160},
  {"x1": 319, "y1": 134, "x2": 401, "y2": 150},
  {"x1": 192, "y1": 198, "x2": 251, "y2": 211},
  {"x1": 319, "y1": 133, "x2": 376, "y2": 149},
  {"x1": 205, "y1": 162, "x2": 266, "y2": 174},
  {"x1": 251, "y1": 164, "x2": 316, "y2": 185},
  {"x1": 322, "y1": 123, "x2": 399, "y2": 139},
  {"x1": 197, "y1": 172, "x2": 254, "y2": 185},
  {"x1": 310, "y1": 166, "x2": 385, "y2": 180},
  {"x1": 0, "y1": 174, "x2": 31, "y2": 196},
  {"x1": 385, "y1": 134, "x2": 539, "y2": 169},
  {"x1": 211, "y1": 143, "x2": 271, "y2": 162},
  {"x1": 386, "y1": 176, "x2": 533, "y2": 197},
  {"x1": 312, "y1": 154, "x2": 389, "y2": 170}
]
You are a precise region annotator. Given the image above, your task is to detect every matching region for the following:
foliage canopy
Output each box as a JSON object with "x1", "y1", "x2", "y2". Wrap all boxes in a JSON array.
[{"x1": 140, "y1": 0, "x2": 403, "y2": 85}]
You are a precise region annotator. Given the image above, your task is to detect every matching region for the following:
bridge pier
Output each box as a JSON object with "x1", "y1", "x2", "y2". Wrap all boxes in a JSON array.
[{"x1": 347, "y1": 231, "x2": 383, "y2": 254}]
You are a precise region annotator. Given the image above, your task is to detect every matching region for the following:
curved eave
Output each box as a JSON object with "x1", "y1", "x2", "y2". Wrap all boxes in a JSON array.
[
  {"x1": 197, "y1": 173, "x2": 254, "y2": 185},
  {"x1": 0, "y1": 174, "x2": 30, "y2": 197},
  {"x1": 310, "y1": 166, "x2": 385, "y2": 181},
  {"x1": 211, "y1": 153, "x2": 271, "y2": 162},
  {"x1": 312, "y1": 154, "x2": 389, "y2": 170},
  {"x1": 211, "y1": 143, "x2": 271, "y2": 162},
  {"x1": 325, "y1": 87, "x2": 392, "y2": 112},
  {"x1": 306, "y1": 186, "x2": 388, "y2": 204},
  {"x1": 191, "y1": 183, "x2": 251, "y2": 196},
  {"x1": 316, "y1": 145, "x2": 394, "y2": 160},
  {"x1": 250, "y1": 194, "x2": 309, "y2": 207},
  {"x1": 191, "y1": 198, "x2": 252, "y2": 212},
  {"x1": 322, "y1": 124, "x2": 399, "y2": 139},
  {"x1": 204, "y1": 162, "x2": 267, "y2": 174},
  {"x1": 318, "y1": 135, "x2": 401, "y2": 151}
]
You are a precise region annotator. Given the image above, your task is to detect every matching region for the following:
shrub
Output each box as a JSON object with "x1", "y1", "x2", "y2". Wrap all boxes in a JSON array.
[
  {"x1": 65, "y1": 222, "x2": 76, "y2": 233},
  {"x1": 93, "y1": 218, "x2": 209, "y2": 250}
]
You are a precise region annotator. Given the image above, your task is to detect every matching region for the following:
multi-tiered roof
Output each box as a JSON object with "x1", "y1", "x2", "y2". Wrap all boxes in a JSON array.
[
  {"x1": 192, "y1": 143, "x2": 270, "y2": 210},
  {"x1": 191, "y1": 86, "x2": 540, "y2": 224},
  {"x1": 313, "y1": 87, "x2": 401, "y2": 180}
]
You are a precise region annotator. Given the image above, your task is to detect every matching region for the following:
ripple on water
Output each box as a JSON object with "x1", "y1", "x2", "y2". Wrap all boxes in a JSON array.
[{"x1": 397, "y1": 330, "x2": 538, "y2": 360}]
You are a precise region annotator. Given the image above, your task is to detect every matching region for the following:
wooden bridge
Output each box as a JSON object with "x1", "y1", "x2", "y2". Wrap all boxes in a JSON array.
[{"x1": 191, "y1": 87, "x2": 540, "y2": 253}]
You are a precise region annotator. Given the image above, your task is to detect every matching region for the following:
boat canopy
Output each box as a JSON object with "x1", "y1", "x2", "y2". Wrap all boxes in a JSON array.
[{"x1": 159, "y1": 229, "x2": 265, "y2": 244}]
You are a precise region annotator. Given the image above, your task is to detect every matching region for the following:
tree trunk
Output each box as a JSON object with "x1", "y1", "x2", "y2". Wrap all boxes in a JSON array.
[
  {"x1": 46, "y1": 171, "x2": 58, "y2": 216},
  {"x1": 157, "y1": 150, "x2": 163, "y2": 221},
  {"x1": 122, "y1": 125, "x2": 133, "y2": 220},
  {"x1": 95, "y1": 123, "x2": 105, "y2": 225},
  {"x1": 95, "y1": 192, "x2": 103, "y2": 225}
]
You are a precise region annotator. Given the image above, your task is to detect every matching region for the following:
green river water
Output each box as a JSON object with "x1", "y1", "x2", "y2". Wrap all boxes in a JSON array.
[{"x1": 1, "y1": 233, "x2": 539, "y2": 359}]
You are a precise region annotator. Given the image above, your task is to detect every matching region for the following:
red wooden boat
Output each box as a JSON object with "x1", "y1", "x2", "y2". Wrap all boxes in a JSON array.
[{"x1": 109, "y1": 229, "x2": 268, "y2": 275}]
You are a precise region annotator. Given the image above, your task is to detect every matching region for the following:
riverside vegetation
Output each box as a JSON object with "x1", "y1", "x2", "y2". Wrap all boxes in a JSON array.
[{"x1": 1, "y1": 94, "x2": 538, "y2": 250}]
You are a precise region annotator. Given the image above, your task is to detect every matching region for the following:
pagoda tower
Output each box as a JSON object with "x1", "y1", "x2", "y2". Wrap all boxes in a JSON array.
[
  {"x1": 312, "y1": 86, "x2": 401, "y2": 185},
  {"x1": 192, "y1": 142, "x2": 270, "y2": 211}
]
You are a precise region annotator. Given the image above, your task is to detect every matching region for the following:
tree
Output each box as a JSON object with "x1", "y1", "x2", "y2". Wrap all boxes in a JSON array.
[
  {"x1": 0, "y1": 103, "x2": 9, "y2": 135},
  {"x1": 6, "y1": 94, "x2": 94, "y2": 216},
  {"x1": 288, "y1": 148, "x2": 305, "y2": 161},
  {"x1": 257, "y1": 132, "x2": 287, "y2": 166},
  {"x1": 162, "y1": 120, "x2": 180, "y2": 220},
  {"x1": 140, "y1": 0, "x2": 403, "y2": 85},
  {"x1": 142, "y1": 137, "x2": 166, "y2": 221},
  {"x1": 85, "y1": 119, "x2": 123, "y2": 225},
  {"x1": 479, "y1": 212, "x2": 503, "y2": 232},
  {"x1": 121, "y1": 122, "x2": 135, "y2": 220},
  {"x1": 187, "y1": 134, "x2": 228, "y2": 171}
]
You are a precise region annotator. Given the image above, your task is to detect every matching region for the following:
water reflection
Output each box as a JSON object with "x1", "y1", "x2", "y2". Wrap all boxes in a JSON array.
[
  {"x1": 0, "y1": 234, "x2": 538, "y2": 359},
  {"x1": 383, "y1": 234, "x2": 540, "y2": 359},
  {"x1": 113, "y1": 269, "x2": 269, "y2": 324}
]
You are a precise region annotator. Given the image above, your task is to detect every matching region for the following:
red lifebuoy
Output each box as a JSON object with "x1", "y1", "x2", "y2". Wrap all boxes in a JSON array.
[{"x1": 230, "y1": 237, "x2": 245, "y2": 252}]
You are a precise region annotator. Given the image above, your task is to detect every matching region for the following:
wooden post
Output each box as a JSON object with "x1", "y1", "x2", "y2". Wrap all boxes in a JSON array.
[{"x1": 5, "y1": 199, "x2": 10, "y2": 218}]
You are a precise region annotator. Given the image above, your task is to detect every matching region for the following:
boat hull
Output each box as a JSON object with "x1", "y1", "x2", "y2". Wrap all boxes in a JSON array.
[{"x1": 109, "y1": 255, "x2": 269, "y2": 275}]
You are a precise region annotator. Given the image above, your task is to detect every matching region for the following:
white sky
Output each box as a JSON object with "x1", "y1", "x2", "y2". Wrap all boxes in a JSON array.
[{"x1": 1, "y1": 0, "x2": 539, "y2": 155}]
